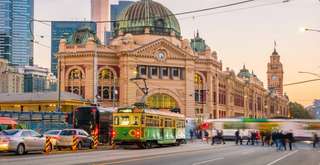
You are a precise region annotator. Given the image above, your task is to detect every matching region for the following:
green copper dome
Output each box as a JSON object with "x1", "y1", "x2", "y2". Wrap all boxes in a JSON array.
[
  {"x1": 238, "y1": 65, "x2": 251, "y2": 79},
  {"x1": 114, "y1": 0, "x2": 181, "y2": 38},
  {"x1": 191, "y1": 31, "x2": 208, "y2": 52},
  {"x1": 66, "y1": 27, "x2": 101, "y2": 45}
]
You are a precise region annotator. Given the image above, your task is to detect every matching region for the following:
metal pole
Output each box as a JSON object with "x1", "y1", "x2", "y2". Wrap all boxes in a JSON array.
[
  {"x1": 93, "y1": 44, "x2": 98, "y2": 105},
  {"x1": 57, "y1": 58, "x2": 61, "y2": 112},
  {"x1": 112, "y1": 77, "x2": 115, "y2": 108}
]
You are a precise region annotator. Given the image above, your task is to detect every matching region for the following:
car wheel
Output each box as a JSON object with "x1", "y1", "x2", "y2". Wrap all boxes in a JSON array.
[
  {"x1": 16, "y1": 144, "x2": 25, "y2": 155},
  {"x1": 77, "y1": 142, "x2": 82, "y2": 150}
]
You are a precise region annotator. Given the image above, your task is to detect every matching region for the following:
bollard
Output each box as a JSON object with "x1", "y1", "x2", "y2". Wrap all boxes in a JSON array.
[
  {"x1": 71, "y1": 135, "x2": 78, "y2": 151},
  {"x1": 93, "y1": 134, "x2": 98, "y2": 149},
  {"x1": 44, "y1": 136, "x2": 52, "y2": 154}
]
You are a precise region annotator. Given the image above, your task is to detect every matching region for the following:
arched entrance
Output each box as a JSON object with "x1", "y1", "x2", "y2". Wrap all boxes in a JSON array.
[{"x1": 146, "y1": 93, "x2": 180, "y2": 113}]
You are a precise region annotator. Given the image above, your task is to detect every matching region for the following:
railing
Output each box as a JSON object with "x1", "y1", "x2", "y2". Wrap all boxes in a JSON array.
[{"x1": 0, "y1": 111, "x2": 72, "y2": 133}]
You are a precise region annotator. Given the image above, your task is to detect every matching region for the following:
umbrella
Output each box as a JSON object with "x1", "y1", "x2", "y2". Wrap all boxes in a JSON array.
[{"x1": 0, "y1": 117, "x2": 17, "y2": 125}]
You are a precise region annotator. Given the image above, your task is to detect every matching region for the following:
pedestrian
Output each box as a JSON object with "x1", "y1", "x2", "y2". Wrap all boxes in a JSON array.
[
  {"x1": 218, "y1": 130, "x2": 226, "y2": 144},
  {"x1": 312, "y1": 132, "x2": 319, "y2": 148},
  {"x1": 240, "y1": 129, "x2": 244, "y2": 145},
  {"x1": 189, "y1": 129, "x2": 194, "y2": 143},
  {"x1": 286, "y1": 130, "x2": 294, "y2": 151},
  {"x1": 235, "y1": 129, "x2": 240, "y2": 145},
  {"x1": 204, "y1": 130, "x2": 209, "y2": 144},
  {"x1": 265, "y1": 131, "x2": 271, "y2": 146},
  {"x1": 211, "y1": 129, "x2": 217, "y2": 145},
  {"x1": 271, "y1": 130, "x2": 278, "y2": 148},
  {"x1": 255, "y1": 130, "x2": 260, "y2": 145},
  {"x1": 260, "y1": 130, "x2": 265, "y2": 146},
  {"x1": 251, "y1": 130, "x2": 256, "y2": 145},
  {"x1": 246, "y1": 130, "x2": 252, "y2": 145},
  {"x1": 281, "y1": 131, "x2": 287, "y2": 151}
]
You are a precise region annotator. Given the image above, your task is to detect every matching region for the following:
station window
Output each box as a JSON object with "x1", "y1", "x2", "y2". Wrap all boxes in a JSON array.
[
  {"x1": 172, "y1": 68, "x2": 179, "y2": 77},
  {"x1": 139, "y1": 66, "x2": 147, "y2": 76},
  {"x1": 162, "y1": 67, "x2": 169, "y2": 77},
  {"x1": 151, "y1": 67, "x2": 158, "y2": 76}
]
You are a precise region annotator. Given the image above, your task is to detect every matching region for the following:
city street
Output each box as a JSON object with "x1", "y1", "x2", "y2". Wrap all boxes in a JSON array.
[{"x1": 1, "y1": 142, "x2": 319, "y2": 165}]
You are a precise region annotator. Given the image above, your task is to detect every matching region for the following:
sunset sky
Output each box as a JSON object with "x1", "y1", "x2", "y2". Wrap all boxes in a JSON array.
[{"x1": 33, "y1": 0, "x2": 320, "y2": 106}]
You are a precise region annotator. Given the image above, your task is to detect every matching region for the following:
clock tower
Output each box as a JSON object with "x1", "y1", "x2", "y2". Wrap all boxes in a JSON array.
[{"x1": 267, "y1": 45, "x2": 284, "y2": 96}]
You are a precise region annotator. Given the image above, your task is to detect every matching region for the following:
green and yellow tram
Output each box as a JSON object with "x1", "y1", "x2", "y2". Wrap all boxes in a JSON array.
[{"x1": 112, "y1": 107, "x2": 185, "y2": 148}]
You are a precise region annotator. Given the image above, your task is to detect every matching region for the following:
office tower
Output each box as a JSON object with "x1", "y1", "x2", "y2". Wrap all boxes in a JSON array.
[
  {"x1": 0, "y1": 0, "x2": 34, "y2": 66},
  {"x1": 51, "y1": 21, "x2": 96, "y2": 76},
  {"x1": 91, "y1": 0, "x2": 109, "y2": 44}
]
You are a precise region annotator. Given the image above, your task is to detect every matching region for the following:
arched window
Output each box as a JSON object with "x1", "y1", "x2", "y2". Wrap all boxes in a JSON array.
[
  {"x1": 147, "y1": 93, "x2": 177, "y2": 109},
  {"x1": 194, "y1": 74, "x2": 203, "y2": 86},
  {"x1": 194, "y1": 73, "x2": 205, "y2": 103},
  {"x1": 99, "y1": 68, "x2": 114, "y2": 80},
  {"x1": 69, "y1": 69, "x2": 83, "y2": 80}
]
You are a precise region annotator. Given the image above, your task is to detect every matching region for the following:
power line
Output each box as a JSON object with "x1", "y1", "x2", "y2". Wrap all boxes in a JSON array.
[
  {"x1": 178, "y1": 0, "x2": 289, "y2": 21},
  {"x1": 284, "y1": 79, "x2": 320, "y2": 86},
  {"x1": 33, "y1": 0, "x2": 263, "y2": 24}
]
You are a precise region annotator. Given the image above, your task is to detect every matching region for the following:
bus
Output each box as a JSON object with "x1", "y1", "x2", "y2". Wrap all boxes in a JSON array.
[
  {"x1": 73, "y1": 106, "x2": 115, "y2": 144},
  {"x1": 203, "y1": 118, "x2": 320, "y2": 141},
  {"x1": 112, "y1": 107, "x2": 186, "y2": 149}
]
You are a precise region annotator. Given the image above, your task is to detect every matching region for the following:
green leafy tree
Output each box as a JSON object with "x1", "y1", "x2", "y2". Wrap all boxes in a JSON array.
[{"x1": 289, "y1": 102, "x2": 313, "y2": 119}]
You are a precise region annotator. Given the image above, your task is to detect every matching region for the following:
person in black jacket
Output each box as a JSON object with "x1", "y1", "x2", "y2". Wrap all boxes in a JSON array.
[
  {"x1": 286, "y1": 130, "x2": 294, "y2": 151},
  {"x1": 312, "y1": 132, "x2": 319, "y2": 148},
  {"x1": 235, "y1": 129, "x2": 240, "y2": 145}
]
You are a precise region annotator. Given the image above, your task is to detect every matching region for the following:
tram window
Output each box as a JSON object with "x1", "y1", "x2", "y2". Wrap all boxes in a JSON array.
[
  {"x1": 133, "y1": 116, "x2": 139, "y2": 125},
  {"x1": 141, "y1": 115, "x2": 145, "y2": 125},
  {"x1": 119, "y1": 116, "x2": 130, "y2": 125},
  {"x1": 160, "y1": 118, "x2": 163, "y2": 127},
  {"x1": 114, "y1": 116, "x2": 119, "y2": 125}
]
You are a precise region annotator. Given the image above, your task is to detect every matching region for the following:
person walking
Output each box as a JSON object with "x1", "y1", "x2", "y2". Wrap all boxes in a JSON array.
[
  {"x1": 312, "y1": 132, "x2": 319, "y2": 148},
  {"x1": 204, "y1": 130, "x2": 209, "y2": 144},
  {"x1": 246, "y1": 130, "x2": 252, "y2": 145},
  {"x1": 286, "y1": 130, "x2": 294, "y2": 151},
  {"x1": 239, "y1": 129, "x2": 244, "y2": 145},
  {"x1": 189, "y1": 129, "x2": 194, "y2": 143},
  {"x1": 251, "y1": 130, "x2": 256, "y2": 145},
  {"x1": 235, "y1": 129, "x2": 240, "y2": 145},
  {"x1": 218, "y1": 130, "x2": 226, "y2": 144},
  {"x1": 211, "y1": 129, "x2": 217, "y2": 145},
  {"x1": 260, "y1": 130, "x2": 265, "y2": 146},
  {"x1": 265, "y1": 131, "x2": 271, "y2": 146}
]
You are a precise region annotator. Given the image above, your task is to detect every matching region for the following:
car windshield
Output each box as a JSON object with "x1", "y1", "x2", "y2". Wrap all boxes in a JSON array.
[
  {"x1": 60, "y1": 130, "x2": 76, "y2": 136},
  {"x1": 0, "y1": 129, "x2": 20, "y2": 136},
  {"x1": 45, "y1": 130, "x2": 60, "y2": 135}
]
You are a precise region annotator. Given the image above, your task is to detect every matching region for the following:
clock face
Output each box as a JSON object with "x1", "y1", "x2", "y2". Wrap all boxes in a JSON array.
[
  {"x1": 272, "y1": 75, "x2": 277, "y2": 80},
  {"x1": 156, "y1": 51, "x2": 166, "y2": 61}
]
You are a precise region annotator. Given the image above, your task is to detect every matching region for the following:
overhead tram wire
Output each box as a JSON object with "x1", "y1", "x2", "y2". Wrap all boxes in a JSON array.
[
  {"x1": 178, "y1": 0, "x2": 292, "y2": 21},
  {"x1": 284, "y1": 79, "x2": 320, "y2": 86},
  {"x1": 32, "y1": 0, "x2": 261, "y2": 24}
]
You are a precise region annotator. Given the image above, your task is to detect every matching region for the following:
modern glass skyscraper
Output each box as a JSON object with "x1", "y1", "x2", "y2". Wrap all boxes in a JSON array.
[
  {"x1": 110, "y1": 0, "x2": 134, "y2": 32},
  {"x1": 51, "y1": 21, "x2": 96, "y2": 76},
  {"x1": 104, "y1": 0, "x2": 134, "y2": 44},
  {"x1": 0, "y1": 0, "x2": 34, "y2": 66}
]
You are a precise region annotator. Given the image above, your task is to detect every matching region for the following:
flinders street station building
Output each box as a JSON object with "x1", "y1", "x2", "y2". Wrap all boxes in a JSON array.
[{"x1": 57, "y1": 0, "x2": 289, "y2": 119}]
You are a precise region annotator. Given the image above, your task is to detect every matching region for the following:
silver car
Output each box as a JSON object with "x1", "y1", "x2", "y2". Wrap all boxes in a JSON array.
[{"x1": 0, "y1": 129, "x2": 47, "y2": 155}]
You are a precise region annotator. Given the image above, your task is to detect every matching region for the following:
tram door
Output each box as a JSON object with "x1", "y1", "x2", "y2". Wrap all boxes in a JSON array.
[{"x1": 160, "y1": 118, "x2": 164, "y2": 140}]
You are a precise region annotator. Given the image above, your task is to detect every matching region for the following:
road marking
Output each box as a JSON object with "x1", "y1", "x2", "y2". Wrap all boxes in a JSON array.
[
  {"x1": 192, "y1": 157, "x2": 224, "y2": 165},
  {"x1": 100, "y1": 147, "x2": 231, "y2": 165},
  {"x1": 266, "y1": 150, "x2": 299, "y2": 165}
]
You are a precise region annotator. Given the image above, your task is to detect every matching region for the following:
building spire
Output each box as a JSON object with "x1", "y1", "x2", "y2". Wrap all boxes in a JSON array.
[{"x1": 273, "y1": 40, "x2": 278, "y2": 55}]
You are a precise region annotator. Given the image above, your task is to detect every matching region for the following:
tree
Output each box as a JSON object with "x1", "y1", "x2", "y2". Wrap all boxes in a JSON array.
[{"x1": 289, "y1": 102, "x2": 313, "y2": 119}]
